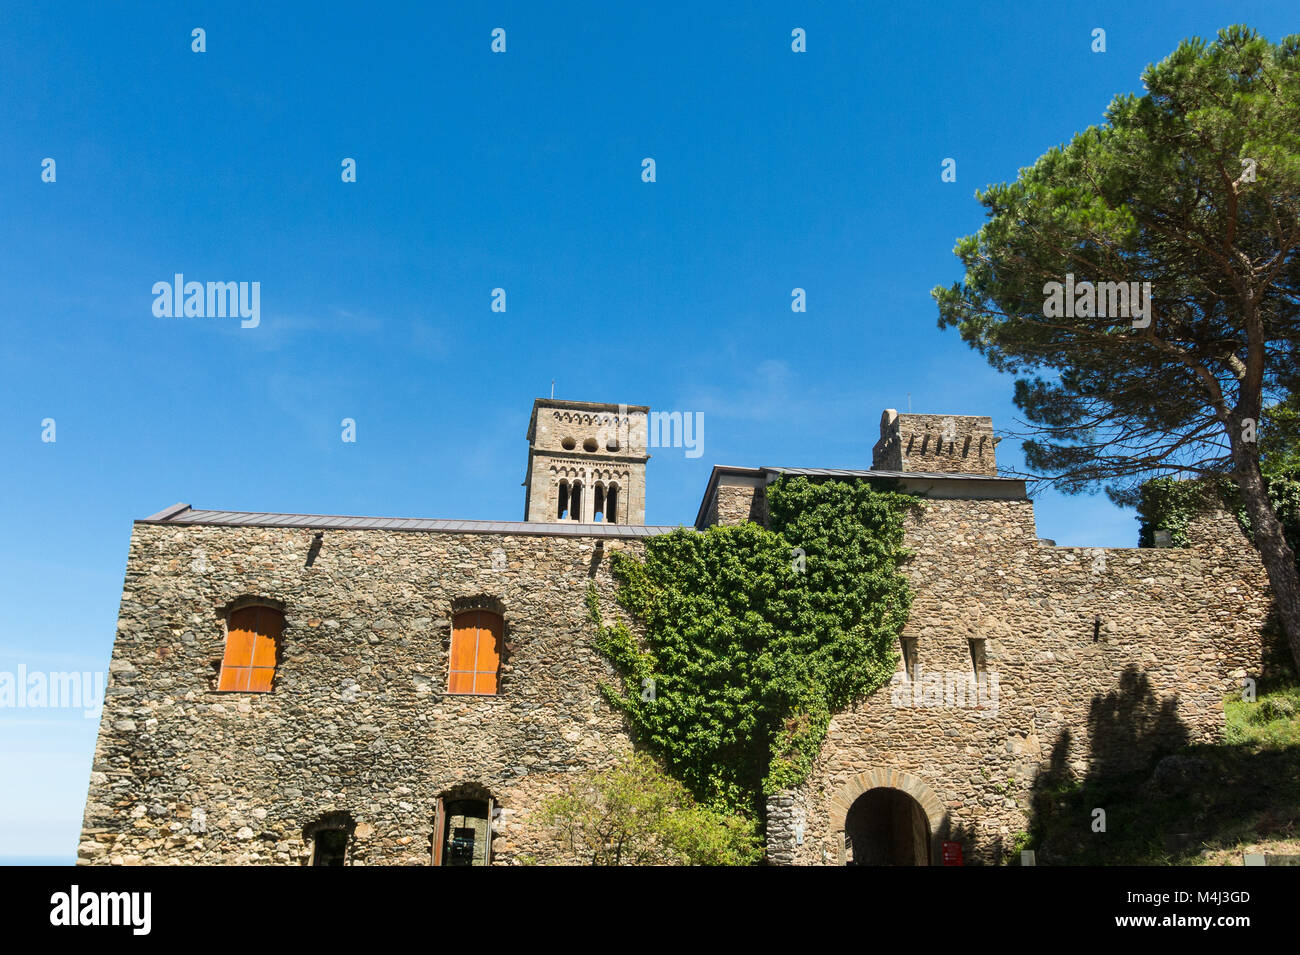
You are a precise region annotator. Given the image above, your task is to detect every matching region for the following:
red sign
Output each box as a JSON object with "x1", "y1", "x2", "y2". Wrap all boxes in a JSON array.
[{"x1": 942, "y1": 841, "x2": 964, "y2": 866}]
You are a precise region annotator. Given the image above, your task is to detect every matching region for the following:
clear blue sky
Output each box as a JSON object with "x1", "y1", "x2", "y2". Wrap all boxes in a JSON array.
[{"x1": 2, "y1": 1, "x2": 1295, "y2": 863}]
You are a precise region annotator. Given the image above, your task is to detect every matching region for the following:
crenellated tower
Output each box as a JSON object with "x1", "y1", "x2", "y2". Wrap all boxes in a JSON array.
[{"x1": 871, "y1": 409, "x2": 999, "y2": 476}]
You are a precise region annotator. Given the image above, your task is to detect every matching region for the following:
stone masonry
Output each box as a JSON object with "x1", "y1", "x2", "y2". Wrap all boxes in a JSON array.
[
  {"x1": 79, "y1": 402, "x2": 1274, "y2": 865},
  {"x1": 78, "y1": 523, "x2": 653, "y2": 865},
  {"x1": 872, "y1": 408, "x2": 999, "y2": 476}
]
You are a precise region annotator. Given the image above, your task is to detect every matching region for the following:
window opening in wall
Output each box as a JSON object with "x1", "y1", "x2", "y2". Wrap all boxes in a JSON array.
[
  {"x1": 593, "y1": 484, "x2": 605, "y2": 522},
  {"x1": 435, "y1": 797, "x2": 493, "y2": 866},
  {"x1": 448, "y1": 610, "x2": 503, "y2": 695},
  {"x1": 569, "y1": 482, "x2": 582, "y2": 521},
  {"x1": 900, "y1": 636, "x2": 918, "y2": 680},
  {"x1": 606, "y1": 484, "x2": 619, "y2": 524},
  {"x1": 968, "y1": 638, "x2": 986, "y2": 680},
  {"x1": 557, "y1": 480, "x2": 569, "y2": 520},
  {"x1": 312, "y1": 828, "x2": 349, "y2": 866},
  {"x1": 218, "y1": 604, "x2": 283, "y2": 692}
]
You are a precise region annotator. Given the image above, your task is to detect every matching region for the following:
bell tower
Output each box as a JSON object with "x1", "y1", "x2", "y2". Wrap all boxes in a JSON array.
[{"x1": 523, "y1": 399, "x2": 650, "y2": 524}]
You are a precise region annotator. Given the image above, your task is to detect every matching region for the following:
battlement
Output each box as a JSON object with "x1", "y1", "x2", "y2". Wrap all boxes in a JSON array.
[{"x1": 872, "y1": 410, "x2": 999, "y2": 476}]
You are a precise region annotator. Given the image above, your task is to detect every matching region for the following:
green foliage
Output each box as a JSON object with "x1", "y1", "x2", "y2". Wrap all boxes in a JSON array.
[
  {"x1": 1008, "y1": 830, "x2": 1034, "y2": 861},
  {"x1": 1230, "y1": 684, "x2": 1300, "y2": 744},
  {"x1": 1136, "y1": 476, "x2": 1236, "y2": 547},
  {"x1": 933, "y1": 26, "x2": 1300, "y2": 503},
  {"x1": 1029, "y1": 683, "x2": 1300, "y2": 864},
  {"x1": 1136, "y1": 422, "x2": 1300, "y2": 569},
  {"x1": 589, "y1": 477, "x2": 916, "y2": 816},
  {"x1": 534, "y1": 752, "x2": 762, "y2": 865},
  {"x1": 1258, "y1": 396, "x2": 1300, "y2": 569},
  {"x1": 1253, "y1": 695, "x2": 1298, "y2": 724},
  {"x1": 1260, "y1": 393, "x2": 1300, "y2": 480}
]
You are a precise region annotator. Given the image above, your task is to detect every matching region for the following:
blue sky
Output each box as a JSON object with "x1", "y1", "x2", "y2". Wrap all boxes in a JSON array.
[{"x1": 2, "y1": 1, "x2": 1296, "y2": 863}]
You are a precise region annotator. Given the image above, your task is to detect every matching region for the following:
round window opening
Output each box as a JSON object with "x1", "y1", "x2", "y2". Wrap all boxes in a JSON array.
[
  {"x1": 561, "y1": 437, "x2": 576, "y2": 450},
  {"x1": 583, "y1": 438, "x2": 598, "y2": 452}
]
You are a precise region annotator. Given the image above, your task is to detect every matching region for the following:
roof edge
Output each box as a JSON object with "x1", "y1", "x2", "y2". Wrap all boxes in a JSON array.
[
  {"x1": 143, "y1": 502, "x2": 192, "y2": 522},
  {"x1": 694, "y1": 466, "x2": 765, "y2": 529},
  {"x1": 136, "y1": 507, "x2": 684, "y2": 539}
]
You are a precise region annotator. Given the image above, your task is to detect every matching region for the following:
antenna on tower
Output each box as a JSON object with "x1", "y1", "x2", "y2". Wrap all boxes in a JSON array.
[
  {"x1": 550, "y1": 379, "x2": 555, "y2": 399},
  {"x1": 907, "y1": 392, "x2": 912, "y2": 412}
]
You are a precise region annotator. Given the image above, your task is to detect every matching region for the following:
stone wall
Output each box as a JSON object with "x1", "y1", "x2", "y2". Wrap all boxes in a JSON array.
[
  {"x1": 80, "y1": 471, "x2": 1274, "y2": 866},
  {"x1": 769, "y1": 499, "x2": 1271, "y2": 865},
  {"x1": 713, "y1": 482, "x2": 768, "y2": 527},
  {"x1": 78, "y1": 523, "x2": 645, "y2": 865},
  {"x1": 872, "y1": 410, "x2": 999, "y2": 476}
]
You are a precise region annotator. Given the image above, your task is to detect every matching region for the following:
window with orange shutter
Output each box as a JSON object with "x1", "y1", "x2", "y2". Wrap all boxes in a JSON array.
[
  {"x1": 448, "y1": 610, "x2": 502, "y2": 695},
  {"x1": 218, "y1": 605, "x2": 283, "y2": 692}
]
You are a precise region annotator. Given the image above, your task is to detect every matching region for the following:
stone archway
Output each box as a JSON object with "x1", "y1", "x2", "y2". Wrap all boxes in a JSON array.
[{"x1": 828, "y1": 769, "x2": 947, "y2": 866}]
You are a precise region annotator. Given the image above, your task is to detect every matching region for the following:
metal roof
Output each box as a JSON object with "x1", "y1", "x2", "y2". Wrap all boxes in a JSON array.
[
  {"x1": 140, "y1": 504, "x2": 683, "y2": 539},
  {"x1": 760, "y1": 466, "x2": 1022, "y2": 483}
]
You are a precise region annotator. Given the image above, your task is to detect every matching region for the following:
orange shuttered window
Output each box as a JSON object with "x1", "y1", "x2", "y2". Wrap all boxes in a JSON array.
[
  {"x1": 448, "y1": 610, "x2": 502, "y2": 695},
  {"x1": 218, "y1": 605, "x2": 283, "y2": 692}
]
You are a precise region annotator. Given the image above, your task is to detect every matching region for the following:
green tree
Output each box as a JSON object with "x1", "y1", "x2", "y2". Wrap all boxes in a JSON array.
[
  {"x1": 933, "y1": 26, "x2": 1300, "y2": 671},
  {"x1": 1261, "y1": 392, "x2": 1300, "y2": 479},
  {"x1": 534, "y1": 752, "x2": 761, "y2": 865}
]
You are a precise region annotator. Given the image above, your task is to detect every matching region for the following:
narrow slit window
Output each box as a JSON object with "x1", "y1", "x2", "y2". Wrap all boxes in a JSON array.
[
  {"x1": 900, "y1": 636, "x2": 918, "y2": 681},
  {"x1": 557, "y1": 480, "x2": 569, "y2": 520},
  {"x1": 569, "y1": 483, "x2": 582, "y2": 521},
  {"x1": 968, "y1": 638, "x2": 986, "y2": 680},
  {"x1": 593, "y1": 484, "x2": 605, "y2": 522},
  {"x1": 606, "y1": 484, "x2": 618, "y2": 524}
]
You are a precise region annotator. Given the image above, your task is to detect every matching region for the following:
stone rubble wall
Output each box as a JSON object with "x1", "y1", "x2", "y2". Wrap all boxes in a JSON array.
[
  {"x1": 78, "y1": 524, "x2": 643, "y2": 865},
  {"x1": 713, "y1": 483, "x2": 769, "y2": 527},
  {"x1": 80, "y1": 484, "x2": 1273, "y2": 866},
  {"x1": 770, "y1": 500, "x2": 1271, "y2": 865},
  {"x1": 872, "y1": 413, "x2": 999, "y2": 477}
]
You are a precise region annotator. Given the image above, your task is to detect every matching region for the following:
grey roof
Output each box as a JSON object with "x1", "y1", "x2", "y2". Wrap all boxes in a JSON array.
[
  {"x1": 760, "y1": 467, "x2": 1022, "y2": 483},
  {"x1": 140, "y1": 504, "x2": 682, "y2": 539}
]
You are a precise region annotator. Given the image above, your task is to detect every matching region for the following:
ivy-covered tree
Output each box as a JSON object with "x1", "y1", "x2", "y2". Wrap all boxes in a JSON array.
[{"x1": 933, "y1": 27, "x2": 1300, "y2": 672}]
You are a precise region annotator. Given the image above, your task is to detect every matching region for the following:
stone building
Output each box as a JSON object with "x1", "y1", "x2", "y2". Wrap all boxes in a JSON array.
[{"x1": 78, "y1": 400, "x2": 1272, "y2": 865}]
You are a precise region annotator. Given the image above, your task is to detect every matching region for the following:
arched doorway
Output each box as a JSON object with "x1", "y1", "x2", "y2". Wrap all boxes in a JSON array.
[
  {"x1": 433, "y1": 783, "x2": 496, "y2": 866},
  {"x1": 844, "y1": 788, "x2": 930, "y2": 865},
  {"x1": 828, "y1": 768, "x2": 947, "y2": 866}
]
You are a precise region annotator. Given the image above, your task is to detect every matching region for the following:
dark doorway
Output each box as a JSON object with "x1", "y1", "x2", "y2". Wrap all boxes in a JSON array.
[
  {"x1": 311, "y1": 828, "x2": 349, "y2": 866},
  {"x1": 439, "y1": 798, "x2": 491, "y2": 866},
  {"x1": 844, "y1": 788, "x2": 930, "y2": 865}
]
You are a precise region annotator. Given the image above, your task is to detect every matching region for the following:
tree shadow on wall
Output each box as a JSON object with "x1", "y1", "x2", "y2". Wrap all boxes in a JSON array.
[
  {"x1": 1019, "y1": 665, "x2": 1199, "y2": 865},
  {"x1": 942, "y1": 667, "x2": 1191, "y2": 865}
]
